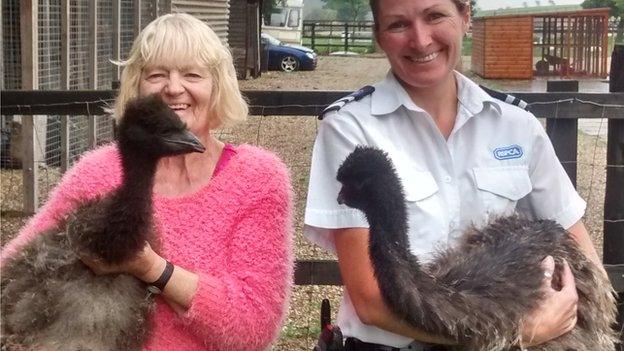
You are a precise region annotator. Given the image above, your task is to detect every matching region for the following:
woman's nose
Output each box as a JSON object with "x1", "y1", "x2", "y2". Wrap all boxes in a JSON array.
[
  {"x1": 164, "y1": 73, "x2": 184, "y2": 95},
  {"x1": 409, "y1": 22, "x2": 433, "y2": 51}
]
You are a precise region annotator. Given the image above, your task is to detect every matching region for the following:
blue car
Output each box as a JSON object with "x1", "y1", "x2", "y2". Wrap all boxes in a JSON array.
[{"x1": 261, "y1": 33, "x2": 317, "y2": 72}]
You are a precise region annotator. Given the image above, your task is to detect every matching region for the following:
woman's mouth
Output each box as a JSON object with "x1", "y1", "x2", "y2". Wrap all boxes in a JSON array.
[
  {"x1": 168, "y1": 104, "x2": 190, "y2": 111},
  {"x1": 406, "y1": 51, "x2": 440, "y2": 63}
]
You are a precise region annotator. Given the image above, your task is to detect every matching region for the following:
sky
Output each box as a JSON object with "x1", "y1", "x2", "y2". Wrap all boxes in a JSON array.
[{"x1": 476, "y1": 0, "x2": 584, "y2": 10}]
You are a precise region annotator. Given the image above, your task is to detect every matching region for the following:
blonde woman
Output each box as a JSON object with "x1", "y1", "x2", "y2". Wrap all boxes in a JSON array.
[{"x1": 3, "y1": 13, "x2": 293, "y2": 350}]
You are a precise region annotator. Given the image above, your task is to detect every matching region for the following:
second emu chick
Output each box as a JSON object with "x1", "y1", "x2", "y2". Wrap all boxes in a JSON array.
[
  {"x1": 1, "y1": 95, "x2": 205, "y2": 351},
  {"x1": 336, "y1": 146, "x2": 617, "y2": 351}
]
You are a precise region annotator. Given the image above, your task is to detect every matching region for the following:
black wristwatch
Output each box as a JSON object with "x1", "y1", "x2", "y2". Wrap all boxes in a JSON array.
[{"x1": 147, "y1": 260, "x2": 174, "y2": 294}]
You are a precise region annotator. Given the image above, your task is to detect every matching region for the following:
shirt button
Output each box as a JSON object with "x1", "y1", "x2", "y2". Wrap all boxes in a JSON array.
[{"x1": 443, "y1": 175, "x2": 452, "y2": 183}]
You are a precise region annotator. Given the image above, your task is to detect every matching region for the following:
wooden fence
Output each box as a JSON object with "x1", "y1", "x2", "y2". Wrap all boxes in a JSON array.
[
  {"x1": 2, "y1": 88, "x2": 624, "y2": 328},
  {"x1": 302, "y1": 20, "x2": 374, "y2": 54}
]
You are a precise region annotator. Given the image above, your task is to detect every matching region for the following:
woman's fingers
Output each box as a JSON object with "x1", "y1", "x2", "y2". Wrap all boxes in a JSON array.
[
  {"x1": 540, "y1": 255, "x2": 556, "y2": 290},
  {"x1": 521, "y1": 257, "x2": 579, "y2": 347}
]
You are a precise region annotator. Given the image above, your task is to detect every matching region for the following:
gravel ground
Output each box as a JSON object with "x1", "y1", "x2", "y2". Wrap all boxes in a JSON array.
[{"x1": 1, "y1": 55, "x2": 608, "y2": 351}]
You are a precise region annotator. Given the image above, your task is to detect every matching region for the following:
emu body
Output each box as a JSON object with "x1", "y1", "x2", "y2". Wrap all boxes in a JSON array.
[
  {"x1": 1, "y1": 95, "x2": 205, "y2": 351},
  {"x1": 336, "y1": 146, "x2": 618, "y2": 351}
]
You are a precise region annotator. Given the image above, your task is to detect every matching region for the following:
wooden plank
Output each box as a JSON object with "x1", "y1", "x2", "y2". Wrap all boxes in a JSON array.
[
  {"x1": 20, "y1": 0, "x2": 39, "y2": 214},
  {"x1": 294, "y1": 260, "x2": 342, "y2": 285},
  {"x1": 60, "y1": 0, "x2": 70, "y2": 172},
  {"x1": 89, "y1": 0, "x2": 98, "y2": 89},
  {"x1": 134, "y1": 0, "x2": 141, "y2": 33},
  {"x1": 293, "y1": 261, "x2": 624, "y2": 291},
  {"x1": 604, "y1": 44, "x2": 624, "y2": 330},
  {"x1": 112, "y1": 0, "x2": 121, "y2": 81},
  {"x1": 1, "y1": 90, "x2": 624, "y2": 119},
  {"x1": 546, "y1": 80, "x2": 579, "y2": 186},
  {"x1": 605, "y1": 264, "x2": 624, "y2": 293}
]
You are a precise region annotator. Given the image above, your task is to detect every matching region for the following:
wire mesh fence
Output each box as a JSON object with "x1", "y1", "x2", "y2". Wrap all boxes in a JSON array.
[{"x1": 2, "y1": 0, "x2": 21, "y2": 90}]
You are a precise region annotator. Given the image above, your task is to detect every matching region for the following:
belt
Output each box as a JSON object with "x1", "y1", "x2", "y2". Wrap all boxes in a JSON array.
[{"x1": 344, "y1": 337, "x2": 450, "y2": 351}]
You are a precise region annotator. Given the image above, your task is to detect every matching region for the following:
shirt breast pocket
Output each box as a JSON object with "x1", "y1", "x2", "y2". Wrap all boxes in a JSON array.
[
  {"x1": 473, "y1": 165, "x2": 532, "y2": 215},
  {"x1": 399, "y1": 171, "x2": 445, "y2": 256}
]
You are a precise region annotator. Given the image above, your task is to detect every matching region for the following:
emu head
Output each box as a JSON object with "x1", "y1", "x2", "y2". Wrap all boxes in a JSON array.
[
  {"x1": 336, "y1": 146, "x2": 399, "y2": 211},
  {"x1": 117, "y1": 95, "x2": 206, "y2": 158}
]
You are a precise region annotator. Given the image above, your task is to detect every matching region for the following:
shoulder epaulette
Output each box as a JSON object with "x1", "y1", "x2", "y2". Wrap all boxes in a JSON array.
[
  {"x1": 479, "y1": 85, "x2": 529, "y2": 110},
  {"x1": 318, "y1": 85, "x2": 375, "y2": 120}
]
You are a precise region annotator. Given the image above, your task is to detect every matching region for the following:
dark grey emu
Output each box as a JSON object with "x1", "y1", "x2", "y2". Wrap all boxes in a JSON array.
[
  {"x1": 1, "y1": 95, "x2": 205, "y2": 351},
  {"x1": 336, "y1": 146, "x2": 618, "y2": 351}
]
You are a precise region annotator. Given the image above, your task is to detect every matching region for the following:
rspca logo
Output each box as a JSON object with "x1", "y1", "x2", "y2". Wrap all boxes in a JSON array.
[{"x1": 493, "y1": 145, "x2": 523, "y2": 160}]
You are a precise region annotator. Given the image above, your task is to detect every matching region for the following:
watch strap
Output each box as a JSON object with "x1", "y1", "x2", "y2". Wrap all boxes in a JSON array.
[{"x1": 147, "y1": 260, "x2": 174, "y2": 294}]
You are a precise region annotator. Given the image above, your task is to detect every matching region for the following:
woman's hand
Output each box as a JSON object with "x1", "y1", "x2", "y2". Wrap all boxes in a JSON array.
[
  {"x1": 520, "y1": 256, "x2": 578, "y2": 347},
  {"x1": 79, "y1": 243, "x2": 165, "y2": 282}
]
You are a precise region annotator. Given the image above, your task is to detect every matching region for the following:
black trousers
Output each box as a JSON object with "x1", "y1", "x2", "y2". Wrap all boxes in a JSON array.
[{"x1": 344, "y1": 337, "x2": 451, "y2": 351}]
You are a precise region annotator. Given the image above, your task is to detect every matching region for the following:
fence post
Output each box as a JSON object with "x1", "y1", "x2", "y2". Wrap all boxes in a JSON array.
[
  {"x1": 20, "y1": 0, "x2": 42, "y2": 214},
  {"x1": 604, "y1": 43, "x2": 624, "y2": 333},
  {"x1": 343, "y1": 22, "x2": 348, "y2": 53},
  {"x1": 60, "y1": 0, "x2": 70, "y2": 173},
  {"x1": 311, "y1": 22, "x2": 316, "y2": 51},
  {"x1": 545, "y1": 80, "x2": 578, "y2": 187}
]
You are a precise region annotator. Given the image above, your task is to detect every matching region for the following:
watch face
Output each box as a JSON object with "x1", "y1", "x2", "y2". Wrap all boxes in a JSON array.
[{"x1": 147, "y1": 285, "x2": 162, "y2": 294}]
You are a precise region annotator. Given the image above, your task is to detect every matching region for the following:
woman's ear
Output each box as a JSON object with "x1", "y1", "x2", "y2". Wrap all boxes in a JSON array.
[{"x1": 462, "y1": 8, "x2": 471, "y2": 34}]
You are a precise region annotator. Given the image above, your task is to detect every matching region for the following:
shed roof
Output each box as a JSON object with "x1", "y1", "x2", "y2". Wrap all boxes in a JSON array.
[{"x1": 474, "y1": 6, "x2": 611, "y2": 20}]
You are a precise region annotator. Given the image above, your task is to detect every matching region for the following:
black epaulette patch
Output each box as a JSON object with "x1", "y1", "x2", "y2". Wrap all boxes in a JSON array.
[
  {"x1": 318, "y1": 85, "x2": 375, "y2": 120},
  {"x1": 479, "y1": 85, "x2": 529, "y2": 110}
]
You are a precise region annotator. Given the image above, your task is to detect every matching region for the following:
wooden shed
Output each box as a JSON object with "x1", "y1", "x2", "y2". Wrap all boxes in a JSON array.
[
  {"x1": 228, "y1": 0, "x2": 262, "y2": 79},
  {"x1": 471, "y1": 8, "x2": 611, "y2": 79}
]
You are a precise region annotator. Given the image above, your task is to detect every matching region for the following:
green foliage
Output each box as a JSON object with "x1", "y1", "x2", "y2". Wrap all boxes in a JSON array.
[
  {"x1": 470, "y1": 0, "x2": 478, "y2": 18},
  {"x1": 262, "y1": 0, "x2": 287, "y2": 24},
  {"x1": 582, "y1": 0, "x2": 624, "y2": 43},
  {"x1": 321, "y1": 0, "x2": 370, "y2": 22},
  {"x1": 581, "y1": 0, "x2": 622, "y2": 15},
  {"x1": 305, "y1": 8, "x2": 339, "y2": 21}
]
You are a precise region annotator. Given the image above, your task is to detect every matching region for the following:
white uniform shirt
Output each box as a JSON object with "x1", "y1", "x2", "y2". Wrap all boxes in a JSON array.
[{"x1": 303, "y1": 71, "x2": 586, "y2": 348}]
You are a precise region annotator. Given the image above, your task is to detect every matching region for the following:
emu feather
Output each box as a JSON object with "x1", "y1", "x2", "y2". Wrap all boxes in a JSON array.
[
  {"x1": 336, "y1": 146, "x2": 618, "y2": 351},
  {"x1": 1, "y1": 95, "x2": 205, "y2": 351}
]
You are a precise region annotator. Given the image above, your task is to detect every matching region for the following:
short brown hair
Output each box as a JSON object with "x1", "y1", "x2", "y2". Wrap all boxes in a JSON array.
[{"x1": 369, "y1": 0, "x2": 470, "y2": 30}]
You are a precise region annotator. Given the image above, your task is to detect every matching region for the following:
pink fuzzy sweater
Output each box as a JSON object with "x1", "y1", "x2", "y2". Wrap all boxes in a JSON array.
[{"x1": 2, "y1": 144, "x2": 294, "y2": 351}]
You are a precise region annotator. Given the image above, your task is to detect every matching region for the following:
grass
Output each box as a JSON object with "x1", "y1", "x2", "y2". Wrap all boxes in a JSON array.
[{"x1": 303, "y1": 37, "x2": 375, "y2": 54}]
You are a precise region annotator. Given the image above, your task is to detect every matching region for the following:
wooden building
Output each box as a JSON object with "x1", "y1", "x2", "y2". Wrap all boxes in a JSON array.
[{"x1": 471, "y1": 8, "x2": 611, "y2": 79}]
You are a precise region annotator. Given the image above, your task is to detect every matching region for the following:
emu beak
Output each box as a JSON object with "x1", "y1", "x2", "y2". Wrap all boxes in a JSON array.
[
  {"x1": 163, "y1": 130, "x2": 206, "y2": 153},
  {"x1": 337, "y1": 190, "x2": 345, "y2": 205}
]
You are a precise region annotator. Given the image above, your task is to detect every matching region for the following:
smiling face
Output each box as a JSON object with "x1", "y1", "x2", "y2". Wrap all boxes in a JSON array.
[
  {"x1": 138, "y1": 64, "x2": 214, "y2": 136},
  {"x1": 375, "y1": 0, "x2": 469, "y2": 92}
]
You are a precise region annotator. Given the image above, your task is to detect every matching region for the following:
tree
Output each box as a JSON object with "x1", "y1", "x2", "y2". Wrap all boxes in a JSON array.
[
  {"x1": 582, "y1": 0, "x2": 624, "y2": 42},
  {"x1": 262, "y1": 0, "x2": 287, "y2": 25},
  {"x1": 322, "y1": 0, "x2": 369, "y2": 22},
  {"x1": 470, "y1": 0, "x2": 478, "y2": 18}
]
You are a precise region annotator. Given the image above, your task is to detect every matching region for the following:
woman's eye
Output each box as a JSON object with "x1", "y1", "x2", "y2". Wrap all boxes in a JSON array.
[
  {"x1": 427, "y1": 13, "x2": 446, "y2": 21},
  {"x1": 387, "y1": 21, "x2": 408, "y2": 30},
  {"x1": 185, "y1": 73, "x2": 203, "y2": 79},
  {"x1": 146, "y1": 72, "x2": 165, "y2": 80}
]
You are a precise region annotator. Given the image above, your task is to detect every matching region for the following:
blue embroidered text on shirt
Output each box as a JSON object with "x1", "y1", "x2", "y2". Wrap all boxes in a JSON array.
[{"x1": 493, "y1": 145, "x2": 523, "y2": 160}]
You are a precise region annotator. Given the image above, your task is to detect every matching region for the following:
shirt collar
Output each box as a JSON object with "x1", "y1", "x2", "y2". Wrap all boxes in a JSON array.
[
  {"x1": 370, "y1": 71, "x2": 425, "y2": 116},
  {"x1": 455, "y1": 71, "x2": 502, "y2": 116},
  {"x1": 370, "y1": 70, "x2": 502, "y2": 117}
]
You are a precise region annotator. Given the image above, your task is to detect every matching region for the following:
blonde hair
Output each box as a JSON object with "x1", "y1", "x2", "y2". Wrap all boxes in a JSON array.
[{"x1": 114, "y1": 13, "x2": 248, "y2": 129}]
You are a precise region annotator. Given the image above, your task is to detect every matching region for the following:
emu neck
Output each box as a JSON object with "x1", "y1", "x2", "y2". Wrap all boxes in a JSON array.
[
  {"x1": 364, "y1": 187, "x2": 410, "y2": 248},
  {"x1": 114, "y1": 148, "x2": 158, "y2": 221}
]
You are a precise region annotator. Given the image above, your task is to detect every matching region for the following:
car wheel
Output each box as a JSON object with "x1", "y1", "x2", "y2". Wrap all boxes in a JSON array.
[{"x1": 280, "y1": 56, "x2": 299, "y2": 72}]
